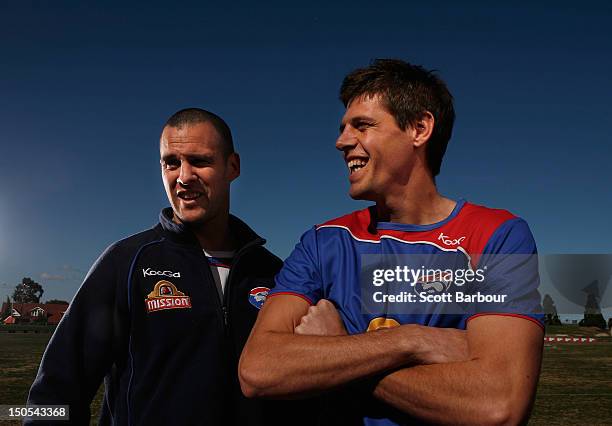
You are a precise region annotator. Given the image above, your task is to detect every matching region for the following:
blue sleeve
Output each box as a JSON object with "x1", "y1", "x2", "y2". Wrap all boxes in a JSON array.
[
  {"x1": 26, "y1": 244, "x2": 122, "y2": 424},
  {"x1": 269, "y1": 227, "x2": 323, "y2": 305},
  {"x1": 469, "y1": 218, "x2": 544, "y2": 328}
]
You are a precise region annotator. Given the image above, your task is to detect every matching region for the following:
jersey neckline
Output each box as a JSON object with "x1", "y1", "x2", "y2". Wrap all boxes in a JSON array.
[
  {"x1": 375, "y1": 198, "x2": 467, "y2": 232},
  {"x1": 203, "y1": 249, "x2": 236, "y2": 258}
]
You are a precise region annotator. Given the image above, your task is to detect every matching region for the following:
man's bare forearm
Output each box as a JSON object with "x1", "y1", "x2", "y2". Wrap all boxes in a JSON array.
[
  {"x1": 239, "y1": 326, "x2": 415, "y2": 398},
  {"x1": 290, "y1": 299, "x2": 544, "y2": 425},
  {"x1": 239, "y1": 296, "x2": 469, "y2": 399},
  {"x1": 374, "y1": 360, "x2": 512, "y2": 425},
  {"x1": 373, "y1": 318, "x2": 544, "y2": 425}
]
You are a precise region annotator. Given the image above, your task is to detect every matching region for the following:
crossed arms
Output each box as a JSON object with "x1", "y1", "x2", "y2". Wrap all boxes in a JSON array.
[{"x1": 239, "y1": 295, "x2": 543, "y2": 426}]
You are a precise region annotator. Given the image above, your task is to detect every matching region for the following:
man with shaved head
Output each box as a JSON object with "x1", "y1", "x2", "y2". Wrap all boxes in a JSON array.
[{"x1": 27, "y1": 108, "x2": 300, "y2": 425}]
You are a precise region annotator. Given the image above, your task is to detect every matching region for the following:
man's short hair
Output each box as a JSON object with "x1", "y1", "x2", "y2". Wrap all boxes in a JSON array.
[
  {"x1": 163, "y1": 108, "x2": 235, "y2": 158},
  {"x1": 340, "y1": 59, "x2": 455, "y2": 177}
]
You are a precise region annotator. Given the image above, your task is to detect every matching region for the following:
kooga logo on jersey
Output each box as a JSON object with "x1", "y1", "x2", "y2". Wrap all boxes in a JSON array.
[
  {"x1": 142, "y1": 268, "x2": 181, "y2": 278},
  {"x1": 437, "y1": 233, "x2": 466, "y2": 246}
]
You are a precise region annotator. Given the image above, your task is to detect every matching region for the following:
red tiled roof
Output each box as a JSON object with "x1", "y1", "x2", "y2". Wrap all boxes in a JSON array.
[{"x1": 1, "y1": 302, "x2": 68, "y2": 324}]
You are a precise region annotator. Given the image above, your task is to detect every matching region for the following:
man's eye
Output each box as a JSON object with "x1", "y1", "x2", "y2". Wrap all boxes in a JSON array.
[{"x1": 163, "y1": 161, "x2": 180, "y2": 170}]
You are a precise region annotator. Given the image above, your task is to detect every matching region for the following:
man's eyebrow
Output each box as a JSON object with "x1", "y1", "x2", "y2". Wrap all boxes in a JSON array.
[
  {"x1": 186, "y1": 154, "x2": 214, "y2": 162},
  {"x1": 160, "y1": 154, "x2": 215, "y2": 162},
  {"x1": 350, "y1": 115, "x2": 375, "y2": 123},
  {"x1": 161, "y1": 154, "x2": 177, "y2": 162}
]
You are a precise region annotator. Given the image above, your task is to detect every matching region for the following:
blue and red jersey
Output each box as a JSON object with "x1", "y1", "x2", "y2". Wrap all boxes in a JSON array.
[{"x1": 269, "y1": 199, "x2": 543, "y2": 425}]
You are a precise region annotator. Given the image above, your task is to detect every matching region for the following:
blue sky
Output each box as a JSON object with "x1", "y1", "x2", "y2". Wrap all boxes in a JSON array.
[{"x1": 1, "y1": 1, "x2": 611, "y2": 304}]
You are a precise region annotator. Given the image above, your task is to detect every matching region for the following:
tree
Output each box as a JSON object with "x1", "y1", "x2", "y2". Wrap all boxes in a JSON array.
[
  {"x1": 578, "y1": 280, "x2": 606, "y2": 329},
  {"x1": 1, "y1": 296, "x2": 11, "y2": 320},
  {"x1": 542, "y1": 294, "x2": 561, "y2": 325},
  {"x1": 12, "y1": 277, "x2": 44, "y2": 303}
]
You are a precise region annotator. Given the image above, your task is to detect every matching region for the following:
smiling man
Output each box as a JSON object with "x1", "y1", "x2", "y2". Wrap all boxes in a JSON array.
[
  {"x1": 27, "y1": 108, "x2": 293, "y2": 425},
  {"x1": 239, "y1": 60, "x2": 544, "y2": 425}
]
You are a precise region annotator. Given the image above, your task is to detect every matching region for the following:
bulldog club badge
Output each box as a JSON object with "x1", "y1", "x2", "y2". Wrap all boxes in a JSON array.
[
  {"x1": 413, "y1": 271, "x2": 453, "y2": 296},
  {"x1": 248, "y1": 286, "x2": 270, "y2": 310},
  {"x1": 145, "y1": 280, "x2": 192, "y2": 313}
]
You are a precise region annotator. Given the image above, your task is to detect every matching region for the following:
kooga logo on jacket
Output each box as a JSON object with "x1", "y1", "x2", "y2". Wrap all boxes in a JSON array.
[{"x1": 142, "y1": 268, "x2": 181, "y2": 278}]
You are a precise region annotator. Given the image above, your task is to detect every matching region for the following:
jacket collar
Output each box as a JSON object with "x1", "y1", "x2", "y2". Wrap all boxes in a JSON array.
[{"x1": 157, "y1": 207, "x2": 266, "y2": 252}]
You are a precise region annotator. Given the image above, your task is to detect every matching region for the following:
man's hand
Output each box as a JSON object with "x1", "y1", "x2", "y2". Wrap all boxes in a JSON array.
[
  {"x1": 295, "y1": 299, "x2": 348, "y2": 336},
  {"x1": 294, "y1": 299, "x2": 468, "y2": 365}
]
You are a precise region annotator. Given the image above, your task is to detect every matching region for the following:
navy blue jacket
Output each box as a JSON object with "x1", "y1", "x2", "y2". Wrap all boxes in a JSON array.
[{"x1": 27, "y1": 208, "x2": 304, "y2": 425}]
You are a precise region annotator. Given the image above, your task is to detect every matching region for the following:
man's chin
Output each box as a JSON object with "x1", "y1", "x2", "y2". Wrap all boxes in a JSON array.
[
  {"x1": 173, "y1": 209, "x2": 208, "y2": 227},
  {"x1": 348, "y1": 186, "x2": 375, "y2": 201}
]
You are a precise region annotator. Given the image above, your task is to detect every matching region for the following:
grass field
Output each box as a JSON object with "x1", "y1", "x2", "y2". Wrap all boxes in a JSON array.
[
  {"x1": 531, "y1": 326, "x2": 612, "y2": 425},
  {"x1": 0, "y1": 331, "x2": 103, "y2": 426},
  {"x1": 1, "y1": 327, "x2": 611, "y2": 425}
]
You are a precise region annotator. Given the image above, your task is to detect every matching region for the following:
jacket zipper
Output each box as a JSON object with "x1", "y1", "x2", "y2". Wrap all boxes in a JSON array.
[
  {"x1": 222, "y1": 238, "x2": 264, "y2": 330},
  {"x1": 201, "y1": 238, "x2": 264, "y2": 330},
  {"x1": 199, "y1": 249, "x2": 228, "y2": 328},
  {"x1": 222, "y1": 306, "x2": 228, "y2": 327}
]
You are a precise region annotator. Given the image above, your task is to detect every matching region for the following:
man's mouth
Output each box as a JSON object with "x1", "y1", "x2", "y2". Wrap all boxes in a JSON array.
[
  {"x1": 347, "y1": 158, "x2": 368, "y2": 174},
  {"x1": 177, "y1": 190, "x2": 203, "y2": 201}
]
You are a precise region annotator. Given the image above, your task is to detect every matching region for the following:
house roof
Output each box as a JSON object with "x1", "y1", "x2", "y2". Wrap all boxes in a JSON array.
[{"x1": 1, "y1": 302, "x2": 68, "y2": 324}]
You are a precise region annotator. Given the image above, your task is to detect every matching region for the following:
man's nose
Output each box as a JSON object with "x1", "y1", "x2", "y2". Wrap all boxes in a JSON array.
[
  {"x1": 335, "y1": 127, "x2": 358, "y2": 152},
  {"x1": 178, "y1": 162, "x2": 197, "y2": 186}
]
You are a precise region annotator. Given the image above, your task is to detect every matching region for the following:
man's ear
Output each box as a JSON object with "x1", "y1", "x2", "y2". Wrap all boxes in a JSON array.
[
  {"x1": 226, "y1": 152, "x2": 241, "y2": 181},
  {"x1": 412, "y1": 111, "x2": 435, "y2": 148}
]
